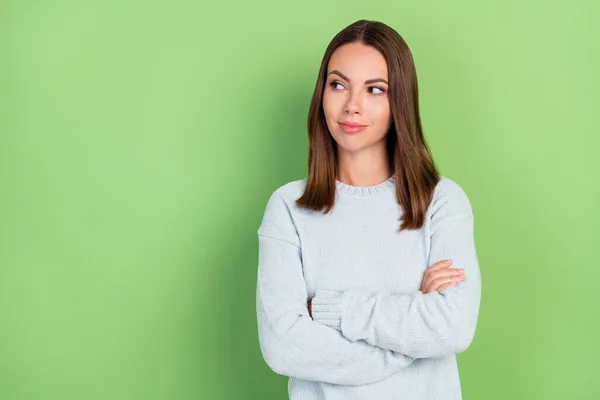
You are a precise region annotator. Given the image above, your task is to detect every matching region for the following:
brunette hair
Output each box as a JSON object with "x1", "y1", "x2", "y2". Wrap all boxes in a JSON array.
[{"x1": 295, "y1": 19, "x2": 441, "y2": 231}]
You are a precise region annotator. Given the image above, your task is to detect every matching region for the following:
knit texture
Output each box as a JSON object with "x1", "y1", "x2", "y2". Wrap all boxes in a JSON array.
[{"x1": 256, "y1": 174, "x2": 482, "y2": 400}]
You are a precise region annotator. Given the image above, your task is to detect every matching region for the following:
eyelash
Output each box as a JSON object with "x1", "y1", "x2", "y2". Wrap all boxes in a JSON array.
[{"x1": 328, "y1": 80, "x2": 386, "y2": 95}]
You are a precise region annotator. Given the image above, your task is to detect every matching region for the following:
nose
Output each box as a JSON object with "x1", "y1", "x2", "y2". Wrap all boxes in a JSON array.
[{"x1": 344, "y1": 90, "x2": 362, "y2": 115}]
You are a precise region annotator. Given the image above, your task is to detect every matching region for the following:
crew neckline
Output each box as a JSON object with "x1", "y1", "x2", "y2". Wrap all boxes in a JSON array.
[{"x1": 335, "y1": 174, "x2": 397, "y2": 198}]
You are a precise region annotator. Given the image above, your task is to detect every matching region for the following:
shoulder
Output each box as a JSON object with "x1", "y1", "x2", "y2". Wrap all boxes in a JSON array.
[
  {"x1": 263, "y1": 178, "x2": 308, "y2": 213},
  {"x1": 431, "y1": 175, "x2": 472, "y2": 208},
  {"x1": 273, "y1": 178, "x2": 307, "y2": 202},
  {"x1": 257, "y1": 178, "x2": 307, "y2": 243},
  {"x1": 427, "y1": 175, "x2": 474, "y2": 231}
]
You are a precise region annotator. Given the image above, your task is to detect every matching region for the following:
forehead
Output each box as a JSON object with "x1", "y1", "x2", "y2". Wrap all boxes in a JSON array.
[{"x1": 327, "y1": 42, "x2": 388, "y2": 80}]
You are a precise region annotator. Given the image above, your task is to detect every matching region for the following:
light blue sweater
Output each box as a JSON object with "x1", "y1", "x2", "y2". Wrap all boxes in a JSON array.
[{"x1": 256, "y1": 174, "x2": 482, "y2": 399}]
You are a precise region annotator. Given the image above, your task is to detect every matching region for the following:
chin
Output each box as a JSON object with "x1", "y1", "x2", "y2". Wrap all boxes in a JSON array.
[{"x1": 335, "y1": 141, "x2": 371, "y2": 153}]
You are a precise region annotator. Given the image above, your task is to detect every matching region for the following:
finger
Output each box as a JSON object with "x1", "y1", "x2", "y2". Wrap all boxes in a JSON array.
[
  {"x1": 423, "y1": 261, "x2": 453, "y2": 284},
  {"x1": 435, "y1": 281, "x2": 458, "y2": 293},
  {"x1": 428, "y1": 259, "x2": 453, "y2": 271},
  {"x1": 423, "y1": 267, "x2": 463, "y2": 288},
  {"x1": 426, "y1": 275, "x2": 465, "y2": 293},
  {"x1": 429, "y1": 268, "x2": 465, "y2": 281},
  {"x1": 429, "y1": 280, "x2": 456, "y2": 293}
]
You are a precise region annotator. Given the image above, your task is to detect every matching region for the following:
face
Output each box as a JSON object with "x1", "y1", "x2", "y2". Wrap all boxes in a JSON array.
[{"x1": 322, "y1": 42, "x2": 392, "y2": 155}]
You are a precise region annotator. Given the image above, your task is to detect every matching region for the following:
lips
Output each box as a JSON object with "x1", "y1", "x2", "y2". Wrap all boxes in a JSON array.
[
  {"x1": 339, "y1": 122, "x2": 368, "y2": 134},
  {"x1": 339, "y1": 121, "x2": 367, "y2": 127}
]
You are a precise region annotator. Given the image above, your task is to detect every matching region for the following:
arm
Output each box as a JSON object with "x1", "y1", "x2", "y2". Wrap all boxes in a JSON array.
[
  {"x1": 256, "y1": 190, "x2": 416, "y2": 386},
  {"x1": 311, "y1": 178, "x2": 482, "y2": 358}
]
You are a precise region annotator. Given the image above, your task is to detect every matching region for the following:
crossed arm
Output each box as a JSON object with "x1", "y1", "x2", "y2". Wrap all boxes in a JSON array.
[
  {"x1": 256, "y1": 180, "x2": 481, "y2": 384},
  {"x1": 256, "y1": 191, "x2": 417, "y2": 386},
  {"x1": 309, "y1": 214, "x2": 481, "y2": 358}
]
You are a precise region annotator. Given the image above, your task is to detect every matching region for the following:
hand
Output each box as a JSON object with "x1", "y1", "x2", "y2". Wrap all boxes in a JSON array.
[
  {"x1": 307, "y1": 299, "x2": 312, "y2": 319},
  {"x1": 420, "y1": 259, "x2": 466, "y2": 294}
]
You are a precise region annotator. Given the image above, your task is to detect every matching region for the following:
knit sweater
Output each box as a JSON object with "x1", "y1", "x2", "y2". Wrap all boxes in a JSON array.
[{"x1": 256, "y1": 174, "x2": 482, "y2": 400}]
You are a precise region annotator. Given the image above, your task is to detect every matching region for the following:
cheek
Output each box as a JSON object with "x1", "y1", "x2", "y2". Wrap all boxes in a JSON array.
[
  {"x1": 369, "y1": 99, "x2": 391, "y2": 124},
  {"x1": 322, "y1": 94, "x2": 340, "y2": 135},
  {"x1": 322, "y1": 92, "x2": 338, "y2": 115},
  {"x1": 322, "y1": 93, "x2": 331, "y2": 116}
]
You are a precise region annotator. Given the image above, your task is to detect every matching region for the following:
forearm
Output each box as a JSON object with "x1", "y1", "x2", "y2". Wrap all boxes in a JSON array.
[
  {"x1": 258, "y1": 282, "x2": 416, "y2": 385},
  {"x1": 311, "y1": 215, "x2": 482, "y2": 359},
  {"x1": 257, "y1": 234, "x2": 416, "y2": 385},
  {"x1": 311, "y1": 283, "x2": 480, "y2": 358}
]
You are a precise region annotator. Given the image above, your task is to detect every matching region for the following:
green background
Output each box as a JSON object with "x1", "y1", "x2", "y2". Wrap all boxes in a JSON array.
[{"x1": 1, "y1": 1, "x2": 598, "y2": 399}]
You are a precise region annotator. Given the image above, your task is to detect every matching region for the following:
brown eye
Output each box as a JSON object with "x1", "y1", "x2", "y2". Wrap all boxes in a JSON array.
[
  {"x1": 369, "y1": 86, "x2": 386, "y2": 95},
  {"x1": 329, "y1": 81, "x2": 344, "y2": 90}
]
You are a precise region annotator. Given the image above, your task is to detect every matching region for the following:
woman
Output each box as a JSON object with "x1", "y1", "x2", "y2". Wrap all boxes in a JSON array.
[{"x1": 256, "y1": 19, "x2": 481, "y2": 400}]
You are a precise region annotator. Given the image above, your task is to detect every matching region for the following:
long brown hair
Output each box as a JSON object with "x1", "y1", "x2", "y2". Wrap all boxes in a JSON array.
[{"x1": 295, "y1": 19, "x2": 441, "y2": 231}]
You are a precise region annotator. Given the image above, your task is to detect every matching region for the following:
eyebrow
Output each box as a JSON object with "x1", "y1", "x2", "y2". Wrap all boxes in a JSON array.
[{"x1": 327, "y1": 70, "x2": 388, "y2": 85}]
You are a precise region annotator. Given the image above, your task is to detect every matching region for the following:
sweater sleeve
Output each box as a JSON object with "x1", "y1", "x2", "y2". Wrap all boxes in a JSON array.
[
  {"x1": 311, "y1": 178, "x2": 482, "y2": 358},
  {"x1": 256, "y1": 190, "x2": 416, "y2": 386}
]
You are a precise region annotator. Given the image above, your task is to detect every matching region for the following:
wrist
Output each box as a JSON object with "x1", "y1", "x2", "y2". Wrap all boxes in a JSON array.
[{"x1": 311, "y1": 289, "x2": 343, "y2": 329}]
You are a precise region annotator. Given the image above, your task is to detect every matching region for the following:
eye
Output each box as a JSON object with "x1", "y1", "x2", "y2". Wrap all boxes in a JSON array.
[
  {"x1": 369, "y1": 86, "x2": 386, "y2": 95},
  {"x1": 329, "y1": 80, "x2": 345, "y2": 90}
]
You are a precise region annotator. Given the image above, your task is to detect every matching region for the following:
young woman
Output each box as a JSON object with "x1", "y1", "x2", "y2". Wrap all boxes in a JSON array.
[{"x1": 256, "y1": 19, "x2": 482, "y2": 400}]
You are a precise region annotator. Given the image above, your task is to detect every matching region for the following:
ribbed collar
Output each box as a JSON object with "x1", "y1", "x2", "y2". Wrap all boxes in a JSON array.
[{"x1": 335, "y1": 174, "x2": 397, "y2": 198}]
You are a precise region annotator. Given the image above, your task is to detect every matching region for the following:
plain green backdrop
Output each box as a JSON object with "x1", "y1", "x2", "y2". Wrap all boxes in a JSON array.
[{"x1": 1, "y1": 0, "x2": 599, "y2": 399}]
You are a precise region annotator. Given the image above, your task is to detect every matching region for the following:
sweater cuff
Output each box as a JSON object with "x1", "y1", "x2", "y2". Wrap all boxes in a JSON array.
[{"x1": 311, "y1": 289, "x2": 343, "y2": 329}]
